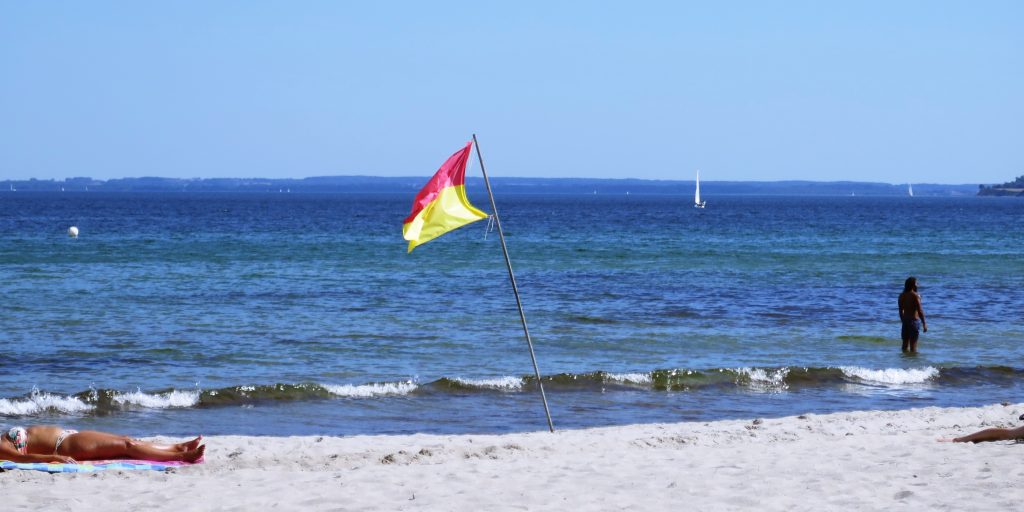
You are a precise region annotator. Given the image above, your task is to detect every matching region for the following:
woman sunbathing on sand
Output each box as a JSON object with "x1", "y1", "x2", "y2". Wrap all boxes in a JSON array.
[
  {"x1": 942, "y1": 414, "x2": 1024, "y2": 443},
  {"x1": 2, "y1": 425, "x2": 204, "y2": 463}
]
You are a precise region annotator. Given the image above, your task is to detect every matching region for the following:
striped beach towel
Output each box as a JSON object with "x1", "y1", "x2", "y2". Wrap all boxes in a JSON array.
[{"x1": 0, "y1": 459, "x2": 195, "y2": 473}]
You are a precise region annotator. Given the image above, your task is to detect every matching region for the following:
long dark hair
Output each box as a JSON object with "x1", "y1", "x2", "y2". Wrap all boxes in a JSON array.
[{"x1": 903, "y1": 277, "x2": 917, "y2": 293}]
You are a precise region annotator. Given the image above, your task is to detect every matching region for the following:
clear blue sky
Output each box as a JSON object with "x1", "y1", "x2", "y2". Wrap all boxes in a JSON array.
[{"x1": 2, "y1": 1, "x2": 1020, "y2": 183}]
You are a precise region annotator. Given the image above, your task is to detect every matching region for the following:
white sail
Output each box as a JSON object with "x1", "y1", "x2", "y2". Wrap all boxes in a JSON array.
[
  {"x1": 693, "y1": 171, "x2": 705, "y2": 208},
  {"x1": 908, "y1": 183, "x2": 913, "y2": 197}
]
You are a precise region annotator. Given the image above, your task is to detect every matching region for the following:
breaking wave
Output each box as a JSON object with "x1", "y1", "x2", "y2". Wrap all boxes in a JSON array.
[
  {"x1": 735, "y1": 367, "x2": 791, "y2": 392},
  {"x1": 112, "y1": 389, "x2": 202, "y2": 408},
  {"x1": 322, "y1": 381, "x2": 419, "y2": 397},
  {"x1": 605, "y1": 373, "x2": 653, "y2": 385},
  {"x1": 449, "y1": 377, "x2": 524, "y2": 391},
  {"x1": 0, "y1": 365, "x2": 1013, "y2": 418},
  {"x1": 0, "y1": 388, "x2": 92, "y2": 416},
  {"x1": 839, "y1": 366, "x2": 939, "y2": 385}
]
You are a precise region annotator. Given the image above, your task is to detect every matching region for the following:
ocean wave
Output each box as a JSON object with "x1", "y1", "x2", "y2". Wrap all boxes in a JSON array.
[
  {"x1": 648, "y1": 369, "x2": 713, "y2": 390},
  {"x1": 734, "y1": 367, "x2": 791, "y2": 391},
  {"x1": 199, "y1": 383, "x2": 334, "y2": 405},
  {"x1": 112, "y1": 389, "x2": 201, "y2": 408},
  {"x1": 605, "y1": 372, "x2": 653, "y2": 385},
  {"x1": 451, "y1": 377, "x2": 524, "y2": 391},
  {"x1": 0, "y1": 365, "x2": 1013, "y2": 418},
  {"x1": 322, "y1": 381, "x2": 418, "y2": 398},
  {"x1": 0, "y1": 388, "x2": 93, "y2": 416},
  {"x1": 839, "y1": 366, "x2": 939, "y2": 385}
]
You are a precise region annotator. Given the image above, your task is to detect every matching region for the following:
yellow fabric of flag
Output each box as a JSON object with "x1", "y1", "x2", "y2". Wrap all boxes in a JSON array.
[{"x1": 402, "y1": 141, "x2": 488, "y2": 252}]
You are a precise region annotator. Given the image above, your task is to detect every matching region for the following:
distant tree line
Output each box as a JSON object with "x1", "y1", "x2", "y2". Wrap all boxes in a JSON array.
[{"x1": 978, "y1": 175, "x2": 1024, "y2": 196}]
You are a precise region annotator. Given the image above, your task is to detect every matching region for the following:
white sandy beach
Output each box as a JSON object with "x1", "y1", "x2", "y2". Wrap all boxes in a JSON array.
[{"x1": 2, "y1": 403, "x2": 1022, "y2": 511}]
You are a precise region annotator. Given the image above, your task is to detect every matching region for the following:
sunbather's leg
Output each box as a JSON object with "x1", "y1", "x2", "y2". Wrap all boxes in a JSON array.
[
  {"x1": 953, "y1": 425, "x2": 1024, "y2": 443},
  {"x1": 58, "y1": 431, "x2": 205, "y2": 461}
]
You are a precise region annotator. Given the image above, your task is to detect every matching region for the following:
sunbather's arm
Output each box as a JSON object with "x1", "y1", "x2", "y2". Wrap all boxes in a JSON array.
[{"x1": 0, "y1": 444, "x2": 75, "y2": 463}]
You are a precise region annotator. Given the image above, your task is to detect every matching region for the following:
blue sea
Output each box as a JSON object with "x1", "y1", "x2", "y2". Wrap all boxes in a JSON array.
[{"x1": 1, "y1": 191, "x2": 1022, "y2": 437}]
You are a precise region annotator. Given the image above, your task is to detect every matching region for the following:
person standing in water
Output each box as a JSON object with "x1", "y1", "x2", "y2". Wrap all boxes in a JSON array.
[{"x1": 898, "y1": 276, "x2": 927, "y2": 353}]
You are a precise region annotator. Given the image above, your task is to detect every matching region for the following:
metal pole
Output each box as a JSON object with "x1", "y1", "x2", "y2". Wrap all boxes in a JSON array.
[{"x1": 472, "y1": 133, "x2": 555, "y2": 433}]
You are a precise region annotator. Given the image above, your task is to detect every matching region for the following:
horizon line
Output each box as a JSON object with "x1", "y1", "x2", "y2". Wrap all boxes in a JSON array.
[{"x1": 0, "y1": 175, "x2": 988, "y2": 187}]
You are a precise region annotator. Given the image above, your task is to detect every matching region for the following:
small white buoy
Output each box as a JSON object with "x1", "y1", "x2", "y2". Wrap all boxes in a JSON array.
[{"x1": 68, "y1": 226, "x2": 79, "y2": 238}]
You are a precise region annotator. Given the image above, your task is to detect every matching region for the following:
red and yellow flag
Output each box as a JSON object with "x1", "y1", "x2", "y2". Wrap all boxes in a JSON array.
[{"x1": 402, "y1": 141, "x2": 489, "y2": 252}]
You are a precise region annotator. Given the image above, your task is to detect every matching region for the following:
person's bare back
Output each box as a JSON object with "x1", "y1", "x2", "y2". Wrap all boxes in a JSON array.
[
  {"x1": 898, "y1": 277, "x2": 927, "y2": 352},
  {"x1": 898, "y1": 291, "x2": 923, "y2": 322}
]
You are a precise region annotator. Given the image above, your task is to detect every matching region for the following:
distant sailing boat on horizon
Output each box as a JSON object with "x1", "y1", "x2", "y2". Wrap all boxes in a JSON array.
[
  {"x1": 908, "y1": 183, "x2": 914, "y2": 197},
  {"x1": 694, "y1": 170, "x2": 706, "y2": 208}
]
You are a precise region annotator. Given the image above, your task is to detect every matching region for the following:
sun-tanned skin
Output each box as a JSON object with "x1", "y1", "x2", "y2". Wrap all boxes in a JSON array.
[
  {"x1": 898, "y1": 277, "x2": 927, "y2": 353},
  {"x1": 949, "y1": 425, "x2": 1024, "y2": 443},
  {"x1": 938, "y1": 414, "x2": 1024, "y2": 443},
  {"x1": 1, "y1": 425, "x2": 204, "y2": 463}
]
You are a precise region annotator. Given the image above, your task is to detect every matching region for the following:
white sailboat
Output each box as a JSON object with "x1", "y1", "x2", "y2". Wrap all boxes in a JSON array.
[
  {"x1": 907, "y1": 183, "x2": 914, "y2": 197},
  {"x1": 694, "y1": 171, "x2": 706, "y2": 208}
]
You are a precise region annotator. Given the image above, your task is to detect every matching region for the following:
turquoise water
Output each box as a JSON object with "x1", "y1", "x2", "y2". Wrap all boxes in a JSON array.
[{"x1": 1, "y1": 192, "x2": 1022, "y2": 436}]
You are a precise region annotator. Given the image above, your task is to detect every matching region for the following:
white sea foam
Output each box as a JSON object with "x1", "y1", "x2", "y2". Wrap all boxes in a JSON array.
[
  {"x1": 839, "y1": 366, "x2": 939, "y2": 385},
  {"x1": 606, "y1": 373, "x2": 652, "y2": 385},
  {"x1": 452, "y1": 377, "x2": 524, "y2": 390},
  {"x1": 112, "y1": 389, "x2": 201, "y2": 408},
  {"x1": 0, "y1": 389, "x2": 93, "y2": 416},
  {"x1": 323, "y1": 381, "x2": 418, "y2": 398},
  {"x1": 735, "y1": 367, "x2": 790, "y2": 391}
]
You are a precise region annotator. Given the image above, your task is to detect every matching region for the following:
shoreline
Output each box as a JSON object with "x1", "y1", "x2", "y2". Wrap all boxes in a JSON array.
[{"x1": 3, "y1": 402, "x2": 1022, "y2": 510}]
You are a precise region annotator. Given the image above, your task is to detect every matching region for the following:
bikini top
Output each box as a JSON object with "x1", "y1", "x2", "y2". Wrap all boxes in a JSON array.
[{"x1": 5, "y1": 426, "x2": 28, "y2": 454}]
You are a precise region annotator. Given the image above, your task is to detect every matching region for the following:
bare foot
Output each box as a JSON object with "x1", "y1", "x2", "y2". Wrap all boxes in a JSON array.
[
  {"x1": 182, "y1": 444, "x2": 205, "y2": 463},
  {"x1": 179, "y1": 435, "x2": 203, "y2": 452}
]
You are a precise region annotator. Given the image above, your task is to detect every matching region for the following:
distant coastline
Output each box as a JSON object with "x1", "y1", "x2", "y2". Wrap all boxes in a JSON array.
[
  {"x1": 979, "y1": 187, "x2": 1024, "y2": 197},
  {"x1": 976, "y1": 175, "x2": 1024, "y2": 197},
  {"x1": 0, "y1": 176, "x2": 986, "y2": 196}
]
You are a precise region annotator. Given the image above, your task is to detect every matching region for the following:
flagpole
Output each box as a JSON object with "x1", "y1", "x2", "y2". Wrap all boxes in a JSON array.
[{"x1": 472, "y1": 133, "x2": 555, "y2": 433}]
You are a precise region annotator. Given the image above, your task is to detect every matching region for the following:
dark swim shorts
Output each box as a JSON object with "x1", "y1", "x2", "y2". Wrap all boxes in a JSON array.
[{"x1": 902, "y1": 319, "x2": 921, "y2": 341}]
